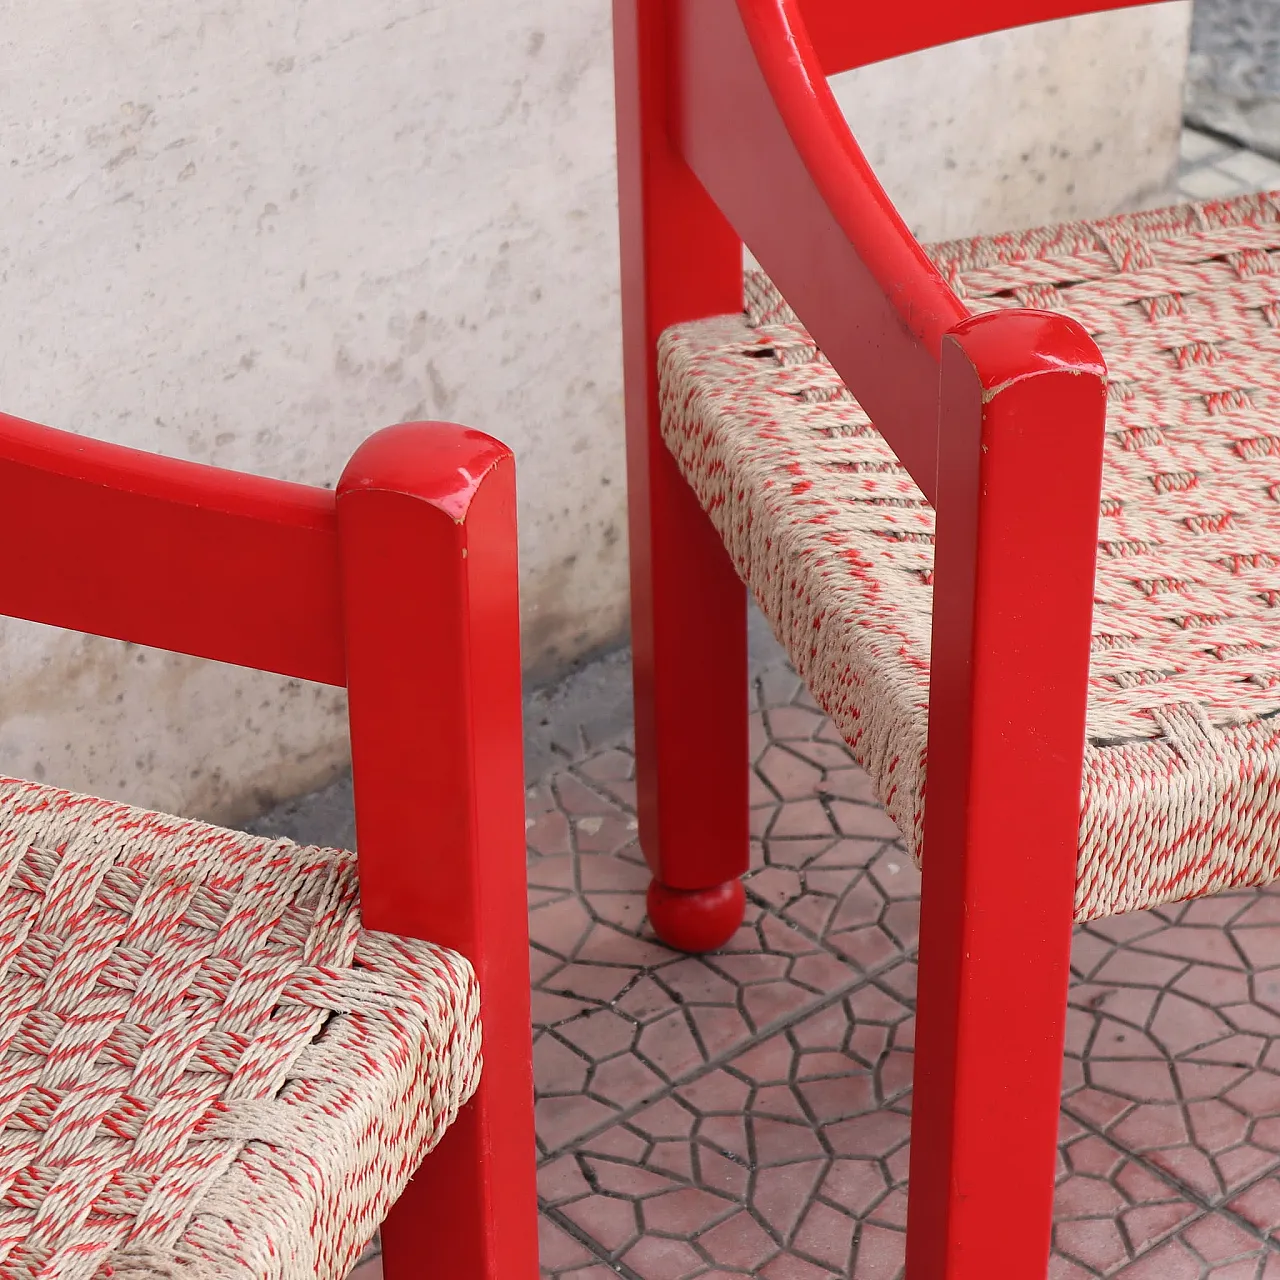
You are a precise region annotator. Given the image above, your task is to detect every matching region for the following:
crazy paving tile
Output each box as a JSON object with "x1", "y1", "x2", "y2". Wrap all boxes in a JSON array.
[
  {"x1": 527, "y1": 669, "x2": 911, "y2": 1159},
  {"x1": 524, "y1": 655, "x2": 1280, "y2": 1278},
  {"x1": 337, "y1": 647, "x2": 1280, "y2": 1278},
  {"x1": 538, "y1": 985, "x2": 1227, "y2": 1279},
  {"x1": 1067, "y1": 892, "x2": 1280, "y2": 1206}
]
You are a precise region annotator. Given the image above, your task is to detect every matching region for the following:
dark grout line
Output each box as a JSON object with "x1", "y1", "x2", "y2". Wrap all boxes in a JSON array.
[
  {"x1": 539, "y1": 1201, "x2": 646, "y2": 1279},
  {"x1": 534, "y1": 951, "x2": 906, "y2": 1165},
  {"x1": 1066, "y1": 1103, "x2": 1279, "y2": 1254}
]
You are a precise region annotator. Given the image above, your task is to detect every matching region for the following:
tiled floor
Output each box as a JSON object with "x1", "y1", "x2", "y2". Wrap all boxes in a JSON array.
[
  {"x1": 349, "y1": 655, "x2": 1280, "y2": 1279},
  {"x1": 345, "y1": 130, "x2": 1280, "y2": 1280}
]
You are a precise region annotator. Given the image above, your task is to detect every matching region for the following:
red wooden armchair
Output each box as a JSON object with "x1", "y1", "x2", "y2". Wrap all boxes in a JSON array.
[
  {"x1": 0, "y1": 414, "x2": 538, "y2": 1278},
  {"x1": 615, "y1": 1, "x2": 1280, "y2": 1277}
]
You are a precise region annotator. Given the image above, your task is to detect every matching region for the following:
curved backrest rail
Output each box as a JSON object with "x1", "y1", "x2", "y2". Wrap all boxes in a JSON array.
[
  {"x1": 799, "y1": 0, "x2": 1171, "y2": 76},
  {"x1": 675, "y1": 0, "x2": 969, "y2": 501},
  {"x1": 0, "y1": 412, "x2": 346, "y2": 686}
]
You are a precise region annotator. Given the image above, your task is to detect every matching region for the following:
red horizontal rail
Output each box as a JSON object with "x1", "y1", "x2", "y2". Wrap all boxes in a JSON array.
[
  {"x1": 674, "y1": 0, "x2": 969, "y2": 501},
  {"x1": 799, "y1": 0, "x2": 1167, "y2": 76},
  {"x1": 0, "y1": 412, "x2": 345, "y2": 686}
]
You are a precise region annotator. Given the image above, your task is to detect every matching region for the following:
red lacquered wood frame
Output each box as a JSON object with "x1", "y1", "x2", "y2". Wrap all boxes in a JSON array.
[
  {"x1": 615, "y1": 1, "x2": 1131, "y2": 1275},
  {"x1": 0, "y1": 411, "x2": 538, "y2": 1280},
  {"x1": 614, "y1": 0, "x2": 751, "y2": 952}
]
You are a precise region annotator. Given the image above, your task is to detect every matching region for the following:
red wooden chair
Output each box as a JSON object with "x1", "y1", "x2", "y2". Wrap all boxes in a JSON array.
[
  {"x1": 0, "y1": 413, "x2": 538, "y2": 1278},
  {"x1": 615, "y1": 1, "x2": 1280, "y2": 1276}
]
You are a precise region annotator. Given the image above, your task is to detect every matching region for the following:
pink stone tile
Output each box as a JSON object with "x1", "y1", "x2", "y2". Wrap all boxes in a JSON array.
[
  {"x1": 535, "y1": 1094, "x2": 619, "y2": 1153},
  {"x1": 816, "y1": 767, "x2": 879, "y2": 805},
  {"x1": 1055, "y1": 1217, "x2": 1132, "y2": 1274},
  {"x1": 850, "y1": 1223, "x2": 904, "y2": 1279},
  {"x1": 527, "y1": 810, "x2": 572, "y2": 858},
  {"x1": 1109, "y1": 1237, "x2": 1204, "y2": 1279},
  {"x1": 761, "y1": 1255, "x2": 842, "y2": 1280},
  {"x1": 1131, "y1": 926, "x2": 1245, "y2": 969},
  {"x1": 559, "y1": 1196, "x2": 640, "y2": 1254},
  {"x1": 531, "y1": 988, "x2": 592, "y2": 1027},
  {"x1": 576, "y1": 749, "x2": 635, "y2": 784},
  {"x1": 792, "y1": 1201, "x2": 856, "y2": 1272},
  {"x1": 1093, "y1": 949, "x2": 1189, "y2": 988},
  {"x1": 788, "y1": 739, "x2": 860, "y2": 770},
  {"x1": 586, "y1": 1157, "x2": 682, "y2": 1198},
  {"x1": 765, "y1": 705, "x2": 829, "y2": 741},
  {"x1": 641, "y1": 1187, "x2": 738, "y2": 1236},
  {"x1": 528, "y1": 854, "x2": 576, "y2": 892},
  {"x1": 539, "y1": 1153, "x2": 592, "y2": 1206},
  {"x1": 770, "y1": 798, "x2": 838, "y2": 840},
  {"x1": 557, "y1": 1009, "x2": 636, "y2": 1061},
  {"x1": 1180, "y1": 1210, "x2": 1263, "y2": 1263},
  {"x1": 757, "y1": 666, "x2": 805, "y2": 708},
  {"x1": 1226, "y1": 1173, "x2": 1280, "y2": 1236},
  {"x1": 541, "y1": 962, "x2": 637, "y2": 1004},
  {"x1": 1150, "y1": 993, "x2": 1235, "y2": 1057},
  {"x1": 529, "y1": 895, "x2": 593, "y2": 955},
  {"x1": 589, "y1": 1054, "x2": 668, "y2": 1109},
  {"x1": 528, "y1": 745, "x2": 884, "y2": 1160},
  {"x1": 576, "y1": 856, "x2": 650, "y2": 892},
  {"x1": 756, "y1": 744, "x2": 826, "y2": 801},
  {"x1": 637, "y1": 1011, "x2": 710, "y2": 1080},
  {"x1": 1231, "y1": 928, "x2": 1280, "y2": 971},
  {"x1": 699, "y1": 1210, "x2": 779, "y2": 1271},
  {"x1": 828, "y1": 800, "x2": 903, "y2": 841},
  {"x1": 752, "y1": 1161, "x2": 826, "y2": 1238},
  {"x1": 749, "y1": 865, "x2": 806, "y2": 910},
  {"x1": 620, "y1": 1235, "x2": 706, "y2": 1280},
  {"x1": 538, "y1": 1215, "x2": 597, "y2": 1271},
  {"x1": 535, "y1": 1033, "x2": 591, "y2": 1095}
]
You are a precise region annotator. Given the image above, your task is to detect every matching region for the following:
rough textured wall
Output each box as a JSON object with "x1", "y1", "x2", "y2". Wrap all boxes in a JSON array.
[
  {"x1": 833, "y1": 3, "x2": 1193, "y2": 240},
  {"x1": 0, "y1": 0, "x2": 1189, "y2": 820}
]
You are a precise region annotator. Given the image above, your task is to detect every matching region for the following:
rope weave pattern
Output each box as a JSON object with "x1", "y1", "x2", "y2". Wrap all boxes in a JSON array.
[
  {"x1": 0, "y1": 777, "x2": 480, "y2": 1279},
  {"x1": 661, "y1": 190, "x2": 1280, "y2": 920}
]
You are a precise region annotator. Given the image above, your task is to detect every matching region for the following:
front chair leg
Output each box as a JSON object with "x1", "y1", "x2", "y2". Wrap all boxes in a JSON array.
[
  {"x1": 380, "y1": 1074, "x2": 537, "y2": 1280},
  {"x1": 905, "y1": 836, "x2": 1076, "y2": 1280},
  {"x1": 905, "y1": 313, "x2": 1105, "y2": 1278}
]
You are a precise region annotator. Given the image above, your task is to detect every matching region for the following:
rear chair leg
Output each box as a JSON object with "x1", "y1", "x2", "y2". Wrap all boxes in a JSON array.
[
  {"x1": 614, "y1": 0, "x2": 749, "y2": 954},
  {"x1": 631, "y1": 442, "x2": 749, "y2": 953}
]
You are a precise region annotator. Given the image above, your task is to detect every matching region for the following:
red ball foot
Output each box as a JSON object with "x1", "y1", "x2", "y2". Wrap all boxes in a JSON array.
[{"x1": 646, "y1": 878, "x2": 745, "y2": 952}]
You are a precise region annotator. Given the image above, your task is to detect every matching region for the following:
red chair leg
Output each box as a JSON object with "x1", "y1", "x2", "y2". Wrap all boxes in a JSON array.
[
  {"x1": 906, "y1": 845, "x2": 1076, "y2": 1280},
  {"x1": 632, "y1": 446, "x2": 749, "y2": 953},
  {"x1": 905, "y1": 314, "x2": 1106, "y2": 1278},
  {"x1": 614, "y1": 0, "x2": 750, "y2": 953},
  {"x1": 379, "y1": 1078, "x2": 536, "y2": 1280}
]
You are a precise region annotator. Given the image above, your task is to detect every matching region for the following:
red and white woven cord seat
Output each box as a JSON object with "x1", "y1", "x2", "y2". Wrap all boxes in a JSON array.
[
  {"x1": 660, "y1": 190, "x2": 1280, "y2": 922},
  {"x1": 0, "y1": 777, "x2": 479, "y2": 1280}
]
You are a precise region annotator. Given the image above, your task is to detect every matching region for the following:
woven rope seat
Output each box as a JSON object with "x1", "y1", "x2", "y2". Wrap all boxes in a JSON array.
[
  {"x1": 659, "y1": 189, "x2": 1280, "y2": 922},
  {"x1": 0, "y1": 777, "x2": 479, "y2": 1280}
]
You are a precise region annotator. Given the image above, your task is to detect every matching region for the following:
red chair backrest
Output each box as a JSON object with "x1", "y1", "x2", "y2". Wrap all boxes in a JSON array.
[{"x1": 799, "y1": 0, "x2": 1172, "y2": 76}]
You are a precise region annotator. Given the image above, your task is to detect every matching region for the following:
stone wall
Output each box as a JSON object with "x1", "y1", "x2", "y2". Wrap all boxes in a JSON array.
[{"x1": 0, "y1": 0, "x2": 1190, "y2": 820}]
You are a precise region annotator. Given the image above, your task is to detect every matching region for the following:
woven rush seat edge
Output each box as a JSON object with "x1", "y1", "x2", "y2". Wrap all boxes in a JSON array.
[
  {"x1": 0, "y1": 775, "x2": 480, "y2": 1280},
  {"x1": 659, "y1": 190, "x2": 1280, "y2": 922}
]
